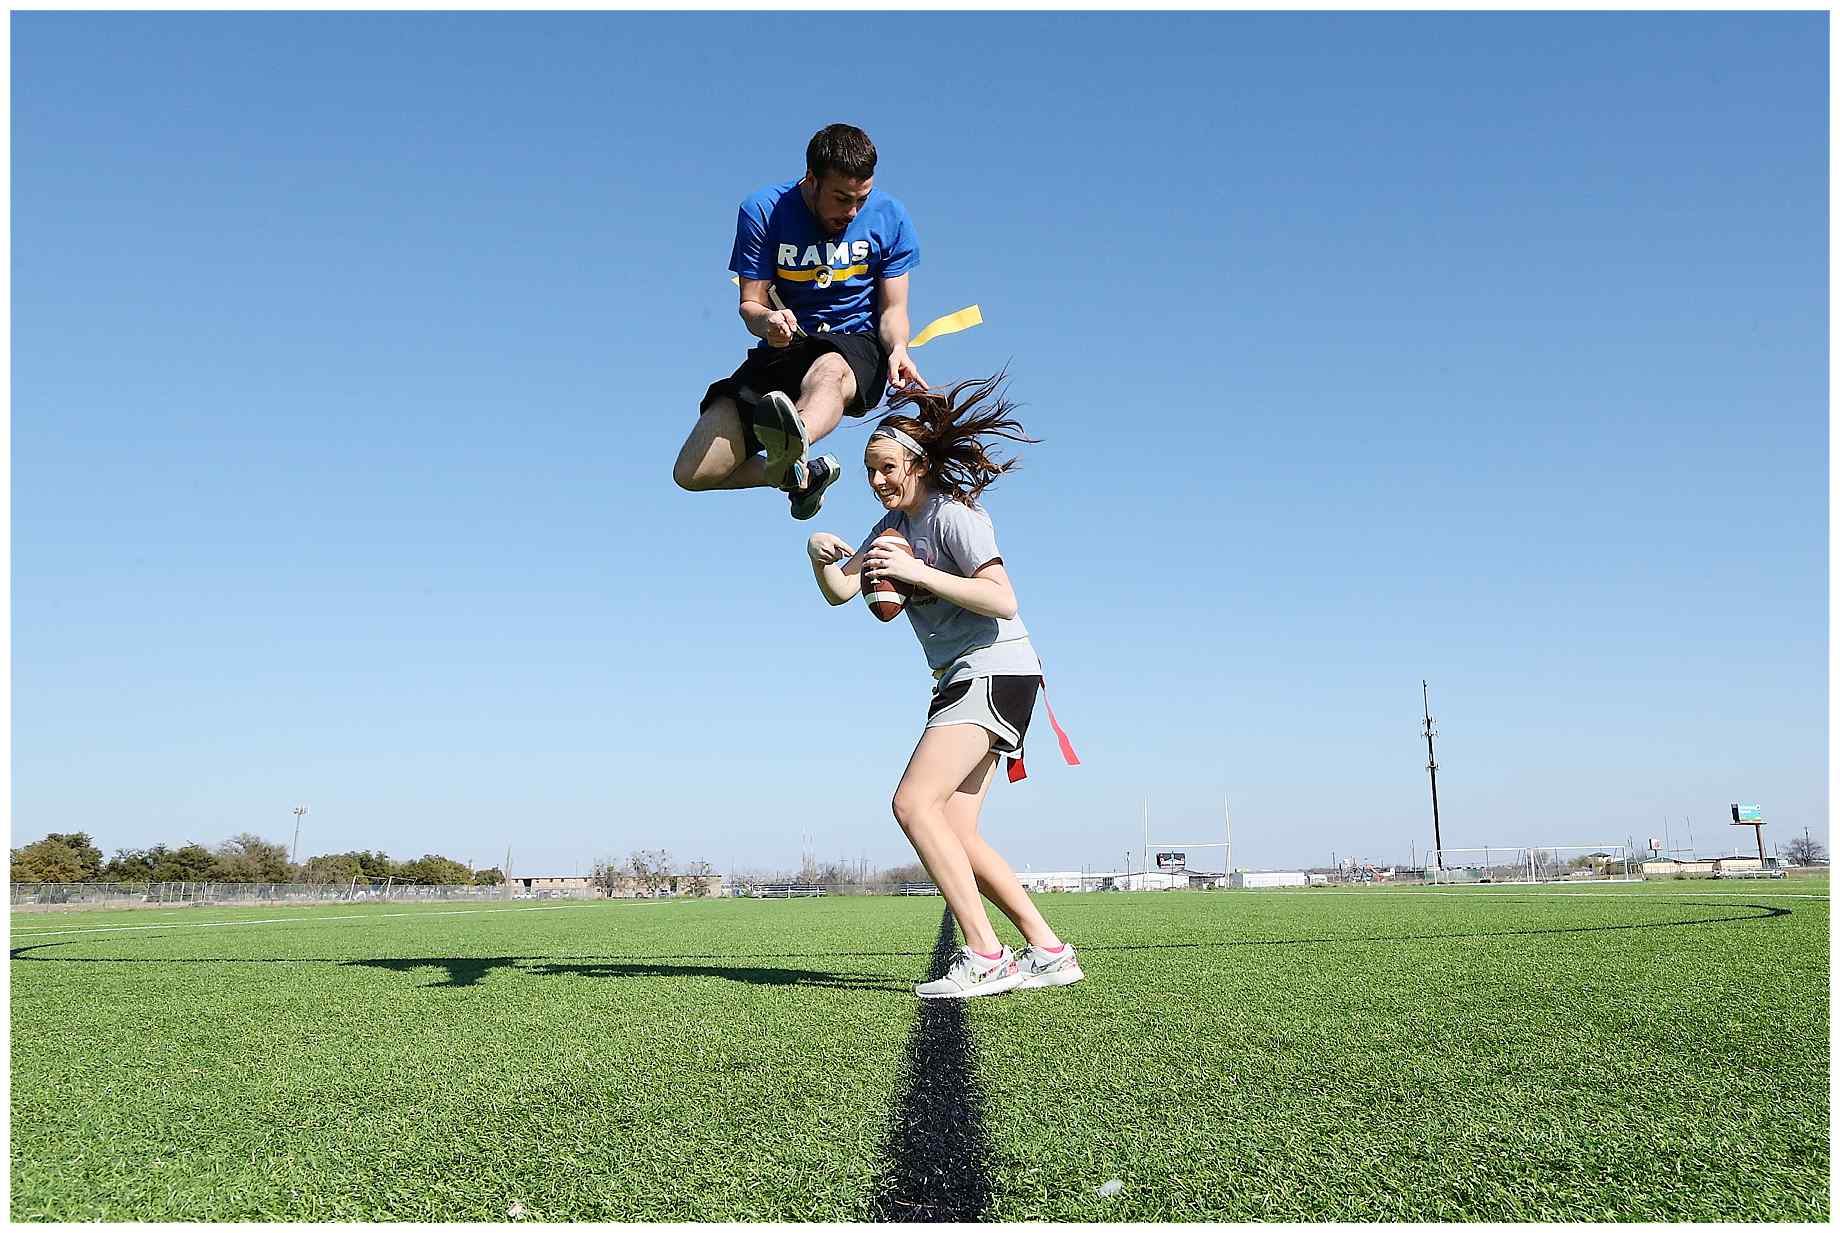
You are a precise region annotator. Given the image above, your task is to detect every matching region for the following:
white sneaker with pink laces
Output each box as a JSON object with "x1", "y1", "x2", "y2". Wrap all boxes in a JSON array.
[
  {"x1": 915, "y1": 945, "x2": 1025, "y2": 999},
  {"x1": 1017, "y1": 942, "x2": 1083, "y2": 989}
]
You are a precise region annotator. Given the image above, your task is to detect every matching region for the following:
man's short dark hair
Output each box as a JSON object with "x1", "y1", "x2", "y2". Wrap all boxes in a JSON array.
[{"x1": 806, "y1": 124, "x2": 877, "y2": 182}]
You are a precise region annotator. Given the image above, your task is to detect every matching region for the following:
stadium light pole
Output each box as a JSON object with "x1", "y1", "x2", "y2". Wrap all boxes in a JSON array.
[{"x1": 291, "y1": 805, "x2": 308, "y2": 865}]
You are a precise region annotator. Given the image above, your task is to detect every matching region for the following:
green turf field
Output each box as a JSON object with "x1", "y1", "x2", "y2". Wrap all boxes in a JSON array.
[{"x1": 10, "y1": 880, "x2": 1829, "y2": 1221}]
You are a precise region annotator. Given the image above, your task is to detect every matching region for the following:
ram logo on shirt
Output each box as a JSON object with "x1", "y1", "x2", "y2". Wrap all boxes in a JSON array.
[{"x1": 777, "y1": 240, "x2": 873, "y2": 286}]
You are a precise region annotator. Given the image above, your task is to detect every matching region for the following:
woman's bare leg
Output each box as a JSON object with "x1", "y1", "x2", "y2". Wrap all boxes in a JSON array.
[
  {"x1": 942, "y1": 754, "x2": 1063, "y2": 949},
  {"x1": 891, "y1": 724, "x2": 1005, "y2": 955}
]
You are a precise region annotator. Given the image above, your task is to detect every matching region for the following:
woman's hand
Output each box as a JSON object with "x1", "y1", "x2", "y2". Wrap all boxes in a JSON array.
[
  {"x1": 864, "y1": 540, "x2": 930, "y2": 586},
  {"x1": 806, "y1": 532, "x2": 855, "y2": 566}
]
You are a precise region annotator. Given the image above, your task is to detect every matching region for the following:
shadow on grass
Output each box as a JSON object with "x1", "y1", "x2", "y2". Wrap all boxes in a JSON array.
[
  {"x1": 346, "y1": 956, "x2": 906, "y2": 991},
  {"x1": 5, "y1": 941, "x2": 908, "y2": 992}
]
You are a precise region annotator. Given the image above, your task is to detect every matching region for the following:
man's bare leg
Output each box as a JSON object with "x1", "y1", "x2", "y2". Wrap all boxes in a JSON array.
[
  {"x1": 673, "y1": 353, "x2": 857, "y2": 495},
  {"x1": 795, "y1": 351, "x2": 856, "y2": 445},
  {"x1": 673, "y1": 398, "x2": 771, "y2": 491}
]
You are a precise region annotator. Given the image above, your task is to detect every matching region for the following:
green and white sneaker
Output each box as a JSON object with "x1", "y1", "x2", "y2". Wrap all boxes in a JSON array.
[
  {"x1": 753, "y1": 390, "x2": 809, "y2": 489},
  {"x1": 1016, "y1": 942, "x2": 1083, "y2": 989},
  {"x1": 789, "y1": 455, "x2": 842, "y2": 521},
  {"x1": 916, "y1": 945, "x2": 1025, "y2": 999}
]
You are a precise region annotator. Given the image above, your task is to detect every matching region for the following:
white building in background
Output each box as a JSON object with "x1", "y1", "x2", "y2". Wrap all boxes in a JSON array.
[
  {"x1": 1230, "y1": 870, "x2": 1307, "y2": 889},
  {"x1": 1111, "y1": 870, "x2": 1189, "y2": 891},
  {"x1": 1022, "y1": 871, "x2": 1088, "y2": 893}
]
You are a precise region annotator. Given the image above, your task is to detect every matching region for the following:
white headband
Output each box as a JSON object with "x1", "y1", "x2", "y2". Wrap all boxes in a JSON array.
[{"x1": 871, "y1": 424, "x2": 926, "y2": 459}]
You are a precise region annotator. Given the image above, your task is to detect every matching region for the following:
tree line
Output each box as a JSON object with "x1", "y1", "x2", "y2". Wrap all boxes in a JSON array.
[
  {"x1": 725, "y1": 856, "x2": 936, "y2": 895},
  {"x1": 10, "y1": 831, "x2": 505, "y2": 887},
  {"x1": 591, "y1": 850, "x2": 718, "y2": 898},
  {"x1": 15, "y1": 830, "x2": 980, "y2": 893}
]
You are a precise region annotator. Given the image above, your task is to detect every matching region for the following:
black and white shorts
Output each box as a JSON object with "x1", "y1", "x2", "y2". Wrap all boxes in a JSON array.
[{"x1": 925, "y1": 675, "x2": 1040, "y2": 754}]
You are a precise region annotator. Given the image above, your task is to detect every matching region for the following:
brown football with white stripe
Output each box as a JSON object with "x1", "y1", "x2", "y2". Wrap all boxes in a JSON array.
[{"x1": 864, "y1": 530, "x2": 915, "y2": 622}]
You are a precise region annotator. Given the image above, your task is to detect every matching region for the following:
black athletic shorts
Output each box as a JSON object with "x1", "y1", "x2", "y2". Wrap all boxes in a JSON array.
[
  {"x1": 925, "y1": 674, "x2": 1040, "y2": 755},
  {"x1": 700, "y1": 333, "x2": 891, "y2": 455}
]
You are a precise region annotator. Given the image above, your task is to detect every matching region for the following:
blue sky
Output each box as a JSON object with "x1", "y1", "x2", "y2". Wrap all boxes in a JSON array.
[{"x1": 12, "y1": 12, "x2": 1828, "y2": 878}]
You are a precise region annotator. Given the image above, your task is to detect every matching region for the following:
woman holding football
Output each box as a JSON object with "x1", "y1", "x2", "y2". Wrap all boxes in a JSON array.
[{"x1": 804, "y1": 374, "x2": 1082, "y2": 1000}]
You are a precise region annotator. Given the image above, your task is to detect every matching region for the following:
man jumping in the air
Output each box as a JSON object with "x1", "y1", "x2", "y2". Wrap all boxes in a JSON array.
[{"x1": 673, "y1": 123, "x2": 925, "y2": 520}]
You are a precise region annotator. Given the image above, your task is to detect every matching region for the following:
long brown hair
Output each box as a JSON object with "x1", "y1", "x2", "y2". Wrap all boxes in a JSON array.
[{"x1": 876, "y1": 372, "x2": 1039, "y2": 504}]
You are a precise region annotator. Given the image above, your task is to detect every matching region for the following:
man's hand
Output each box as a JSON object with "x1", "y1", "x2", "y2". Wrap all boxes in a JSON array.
[
  {"x1": 807, "y1": 532, "x2": 855, "y2": 566},
  {"x1": 764, "y1": 308, "x2": 801, "y2": 348},
  {"x1": 887, "y1": 344, "x2": 924, "y2": 390}
]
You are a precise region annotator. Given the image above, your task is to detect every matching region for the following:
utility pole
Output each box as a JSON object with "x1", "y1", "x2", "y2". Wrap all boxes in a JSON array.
[
  {"x1": 1422, "y1": 681, "x2": 1444, "y2": 869},
  {"x1": 291, "y1": 805, "x2": 308, "y2": 865},
  {"x1": 1223, "y1": 789, "x2": 1233, "y2": 880},
  {"x1": 1141, "y1": 796, "x2": 1150, "y2": 883}
]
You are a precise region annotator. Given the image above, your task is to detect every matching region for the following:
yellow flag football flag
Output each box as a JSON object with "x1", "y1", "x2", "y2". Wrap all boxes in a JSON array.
[{"x1": 910, "y1": 304, "x2": 983, "y2": 349}]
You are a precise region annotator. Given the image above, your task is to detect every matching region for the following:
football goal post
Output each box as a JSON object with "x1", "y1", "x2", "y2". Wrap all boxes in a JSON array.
[
  {"x1": 1426, "y1": 845, "x2": 1636, "y2": 885},
  {"x1": 1138, "y1": 793, "x2": 1232, "y2": 886}
]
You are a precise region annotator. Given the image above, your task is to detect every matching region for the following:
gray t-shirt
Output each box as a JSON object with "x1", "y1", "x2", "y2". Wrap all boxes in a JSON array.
[{"x1": 865, "y1": 493, "x2": 1041, "y2": 686}]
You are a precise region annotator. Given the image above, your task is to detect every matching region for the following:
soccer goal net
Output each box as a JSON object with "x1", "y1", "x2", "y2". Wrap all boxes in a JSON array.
[{"x1": 1426, "y1": 846, "x2": 1636, "y2": 885}]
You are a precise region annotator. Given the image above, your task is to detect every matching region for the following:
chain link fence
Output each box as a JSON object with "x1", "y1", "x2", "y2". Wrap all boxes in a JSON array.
[{"x1": 11, "y1": 880, "x2": 512, "y2": 910}]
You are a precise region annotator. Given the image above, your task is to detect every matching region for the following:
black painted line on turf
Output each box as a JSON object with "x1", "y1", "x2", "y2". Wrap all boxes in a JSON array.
[
  {"x1": 870, "y1": 907, "x2": 994, "y2": 1223},
  {"x1": 1077, "y1": 900, "x2": 1793, "y2": 952}
]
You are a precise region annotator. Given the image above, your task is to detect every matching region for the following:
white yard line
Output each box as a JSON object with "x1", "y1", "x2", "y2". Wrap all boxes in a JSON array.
[{"x1": 9, "y1": 904, "x2": 585, "y2": 940}]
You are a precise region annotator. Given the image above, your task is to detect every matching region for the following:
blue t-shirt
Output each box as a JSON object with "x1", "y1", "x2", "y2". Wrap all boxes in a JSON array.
[{"x1": 728, "y1": 179, "x2": 919, "y2": 342}]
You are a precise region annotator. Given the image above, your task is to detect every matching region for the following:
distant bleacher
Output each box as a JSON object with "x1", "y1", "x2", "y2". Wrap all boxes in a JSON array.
[
  {"x1": 895, "y1": 882, "x2": 941, "y2": 896},
  {"x1": 750, "y1": 883, "x2": 826, "y2": 899}
]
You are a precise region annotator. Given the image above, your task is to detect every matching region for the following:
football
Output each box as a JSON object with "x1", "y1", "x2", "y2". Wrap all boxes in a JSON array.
[{"x1": 864, "y1": 530, "x2": 915, "y2": 622}]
